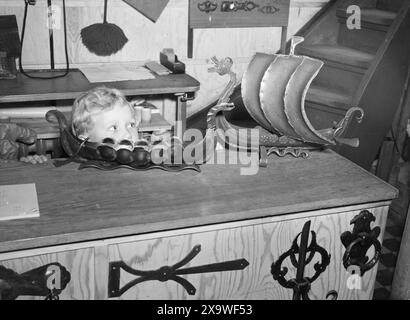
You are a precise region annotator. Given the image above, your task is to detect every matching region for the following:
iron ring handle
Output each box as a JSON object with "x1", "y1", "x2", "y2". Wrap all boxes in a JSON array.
[{"x1": 342, "y1": 235, "x2": 382, "y2": 274}]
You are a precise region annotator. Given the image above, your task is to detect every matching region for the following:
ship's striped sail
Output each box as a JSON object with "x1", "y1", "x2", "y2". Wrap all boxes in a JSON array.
[
  {"x1": 242, "y1": 53, "x2": 277, "y2": 131},
  {"x1": 284, "y1": 56, "x2": 332, "y2": 145},
  {"x1": 260, "y1": 55, "x2": 305, "y2": 139},
  {"x1": 242, "y1": 37, "x2": 333, "y2": 145}
]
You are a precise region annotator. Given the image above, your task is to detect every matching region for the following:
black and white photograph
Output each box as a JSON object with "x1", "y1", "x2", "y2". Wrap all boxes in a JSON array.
[{"x1": 0, "y1": 0, "x2": 409, "y2": 307}]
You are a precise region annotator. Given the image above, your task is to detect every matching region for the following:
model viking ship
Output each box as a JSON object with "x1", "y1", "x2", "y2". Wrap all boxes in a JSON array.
[{"x1": 206, "y1": 36, "x2": 365, "y2": 163}]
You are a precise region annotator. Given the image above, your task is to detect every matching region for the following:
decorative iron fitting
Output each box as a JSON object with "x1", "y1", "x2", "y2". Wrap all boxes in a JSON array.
[
  {"x1": 108, "y1": 244, "x2": 249, "y2": 298},
  {"x1": 341, "y1": 210, "x2": 382, "y2": 276},
  {"x1": 258, "y1": 5, "x2": 279, "y2": 14},
  {"x1": 198, "y1": 0, "x2": 218, "y2": 13},
  {"x1": 0, "y1": 263, "x2": 71, "y2": 300},
  {"x1": 267, "y1": 147, "x2": 310, "y2": 159},
  {"x1": 221, "y1": 1, "x2": 260, "y2": 12},
  {"x1": 271, "y1": 221, "x2": 338, "y2": 300}
]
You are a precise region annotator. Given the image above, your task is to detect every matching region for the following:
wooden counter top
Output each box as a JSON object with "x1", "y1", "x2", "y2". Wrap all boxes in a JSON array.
[
  {"x1": 0, "y1": 150, "x2": 398, "y2": 253},
  {"x1": 0, "y1": 70, "x2": 200, "y2": 103}
]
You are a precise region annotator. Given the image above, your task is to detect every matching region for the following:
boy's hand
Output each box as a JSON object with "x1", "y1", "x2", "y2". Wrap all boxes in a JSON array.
[
  {"x1": 0, "y1": 123, "x2": 37, "y2": 160},
  {"x1": 20, "y1": 155, "x2": 48, "y2": 165}
]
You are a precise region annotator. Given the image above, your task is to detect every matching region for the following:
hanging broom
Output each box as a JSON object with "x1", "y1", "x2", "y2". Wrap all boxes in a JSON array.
[{"x1": 80, "y1": 0, "x2": 128, "y2": 56}]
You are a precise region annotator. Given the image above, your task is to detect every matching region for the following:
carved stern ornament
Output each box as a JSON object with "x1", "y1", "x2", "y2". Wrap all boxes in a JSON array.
[
  {"x1": 341, "y1": 210, "x2": 382, "y2": 276},
  {"x1": 271, "y1": 221, "x2": 338, "y2": 300}
]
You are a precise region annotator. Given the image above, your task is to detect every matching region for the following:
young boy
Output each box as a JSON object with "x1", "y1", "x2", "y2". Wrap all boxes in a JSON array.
[
  {"x1": 71, "y1": 87, "x2": 140, "y2": 144},
  {"x1": 1, "y1": 87, "x2": 143, "y2": 164},
  {"x1": 1, "y1": 87, "x2": 140, "y2": 164}
]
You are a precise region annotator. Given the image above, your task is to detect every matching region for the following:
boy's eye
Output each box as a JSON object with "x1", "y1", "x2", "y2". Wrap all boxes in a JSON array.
[
  {"x1": 109, "y1": 125, "x2": 118, "y2": 131},
  {"x1": 129, "y1": 122, "x2": 136, "y2": 128}
]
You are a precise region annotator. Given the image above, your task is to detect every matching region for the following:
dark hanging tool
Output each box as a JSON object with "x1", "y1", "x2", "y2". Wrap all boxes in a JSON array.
[
  {"x1": 271, "y1": 221, "x2": 338, "y2": 300},
  {"x1": 0, "y1": 263, "x2": 71, "y2": 300},
  {"x1": 108, "y1": 244, "x2": 249, "y2": 297},
  {"x1": 341, "y1": 210, "x2": 382, "y2": 276},
  {"x1": 81, "y1": 0, "x2": 128, "y2": 56},
  {"x1": 19, "y1": 0, "x2": 71, "y2": 79}
]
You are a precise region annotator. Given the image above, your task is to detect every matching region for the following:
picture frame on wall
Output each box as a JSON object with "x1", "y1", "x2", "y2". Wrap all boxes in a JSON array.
[{"x1": 188, "y1": 0, "x2": 291, "y2": 57}]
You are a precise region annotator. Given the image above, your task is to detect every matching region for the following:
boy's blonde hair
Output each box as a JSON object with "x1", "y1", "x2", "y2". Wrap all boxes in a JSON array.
[{"x1": 71, "y1": 87, "x2": 130, "y2": 137}]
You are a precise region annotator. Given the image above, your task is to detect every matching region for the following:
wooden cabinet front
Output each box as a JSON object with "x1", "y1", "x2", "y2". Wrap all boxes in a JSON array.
[
  {"x1": 0, "y1": 248, "x2": 94, "y2": 300},
  {"x1": 0, "y1": 205, "x2": 391, "y2": 300},
  {"x1": 93, "y1": 205, "x2": 388, "y2": 300}
]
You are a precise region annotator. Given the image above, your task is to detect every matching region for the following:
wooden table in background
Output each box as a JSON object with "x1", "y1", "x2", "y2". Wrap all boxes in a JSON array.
[{"x1": 0, "y1": 69, "x2": 200, "y2": 140}]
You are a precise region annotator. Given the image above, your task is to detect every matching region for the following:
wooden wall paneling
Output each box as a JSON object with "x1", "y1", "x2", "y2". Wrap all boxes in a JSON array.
[
  {"x1": 0, "y1": 1, "x2": 330, "y2": 64},
  {"x1": 0, "y1": 248, "x2": 95, "y2": 300},
  {"x1": 0, "y1": 0, "x2": 330, "y2": 118}
]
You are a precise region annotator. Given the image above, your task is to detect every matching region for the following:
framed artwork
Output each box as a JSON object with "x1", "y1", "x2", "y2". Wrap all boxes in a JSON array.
[{"x1": 188, "y1": 0, "x2": 291, "y2": 57}]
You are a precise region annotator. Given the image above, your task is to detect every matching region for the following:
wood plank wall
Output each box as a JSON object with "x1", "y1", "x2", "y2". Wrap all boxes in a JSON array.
[{"x1": 0, "y1": 0, "x2": 329, "y2": 121}]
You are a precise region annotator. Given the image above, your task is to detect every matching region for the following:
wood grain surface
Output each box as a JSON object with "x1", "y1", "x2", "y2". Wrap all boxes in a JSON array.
[
  {"x1": 0, "y1": 70, "x2": 200, "y2": 103},
  {"x1": 101, "y1": 206, "x2": 388, "y2": 300},
  {"x1": 1, "y1": 205, "x2": 388, "y2": 300},
  {"x1": 0, "y1": 150, "x2": 397, "y2": 253},
  {"x1": 1, "y1": 247, "x2": 94, "y2": 300}
]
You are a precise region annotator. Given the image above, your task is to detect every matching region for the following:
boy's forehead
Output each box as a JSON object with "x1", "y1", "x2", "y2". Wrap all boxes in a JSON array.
[
  {"x1": 99, "y1": 102, "x2": 135, "y2": 118},
  {"x1": 111, "y1": 101, "x2": 134, "y2": 112}
]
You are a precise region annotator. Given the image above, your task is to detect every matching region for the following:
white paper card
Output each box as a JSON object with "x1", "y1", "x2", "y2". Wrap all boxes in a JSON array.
[
  {"x1": 0, "y1": 184, "x2": 40, "y2": 221},
  {"x1": 80, "y1": 64, "x2": 156, "y2": 83}
]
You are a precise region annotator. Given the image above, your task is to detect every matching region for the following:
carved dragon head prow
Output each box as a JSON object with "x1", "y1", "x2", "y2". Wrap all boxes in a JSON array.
[{"x1": 208, "y1": 56, "x2": 234, "y2": 76}]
